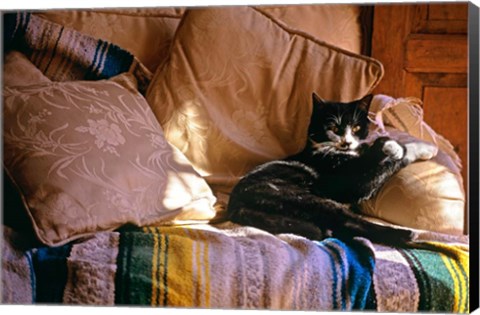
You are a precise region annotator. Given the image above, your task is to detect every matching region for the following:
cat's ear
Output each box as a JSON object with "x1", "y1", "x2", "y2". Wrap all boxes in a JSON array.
[
  {"x1": 312, "y1": 92, "x2": 327, "y2": 108},
  {"x1": 357, "y1": 94, "x2": 374, "y2": 112}
]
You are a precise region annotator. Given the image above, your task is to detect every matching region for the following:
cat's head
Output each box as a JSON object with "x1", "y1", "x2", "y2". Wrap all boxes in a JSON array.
[{"x1": 308, "y1": 93, "x2": 373, "y2": 151}]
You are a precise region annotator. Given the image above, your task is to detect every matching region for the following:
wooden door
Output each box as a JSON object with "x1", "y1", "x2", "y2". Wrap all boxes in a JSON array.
[{"x1": 371, "y1": 3, "x2": 469, "y2": 232}]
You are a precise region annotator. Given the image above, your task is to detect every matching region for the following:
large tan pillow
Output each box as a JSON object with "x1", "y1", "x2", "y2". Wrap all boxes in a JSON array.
[
  {"x1": 3, "y1": 79, "x2": 217, "y2": 246},
  {"x1": 146, "y1": 6, "x2": 384, "y2": 194}
]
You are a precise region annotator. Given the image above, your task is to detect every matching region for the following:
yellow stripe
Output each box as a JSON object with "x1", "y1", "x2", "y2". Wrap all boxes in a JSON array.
[
  {"x1": 163, "y1": 226, "x2": 195, "y2": 307},
  {"x1": 450, "y1": 256, "x2": 469, "y2": 313},
  {"x1": 435, "y1": 242, "x2": 469, "y2": 313},
  {"x1": 142, "y1": 226, "x2": 211, "y2": 308}
]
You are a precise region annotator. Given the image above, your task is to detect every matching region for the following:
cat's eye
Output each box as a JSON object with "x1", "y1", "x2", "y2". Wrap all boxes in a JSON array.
[
  {"x1": 352, "y1": 125, "x2": 361, "y2": 133},
  {"x1": 330, "y1": 126, "x2": 339, "y2": 133}
]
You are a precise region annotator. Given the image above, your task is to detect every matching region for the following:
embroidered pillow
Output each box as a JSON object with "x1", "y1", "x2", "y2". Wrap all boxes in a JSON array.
[{"x1": 3, "y1": 80, "x2": 217, "y2": 246}]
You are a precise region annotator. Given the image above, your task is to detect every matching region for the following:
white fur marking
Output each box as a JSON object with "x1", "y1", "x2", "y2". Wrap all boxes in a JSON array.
[
  {"x1": 267, "y1": 182, "x2": 280, "y2": 191},
  {"x1": 383, "y1": 140, "x2": 404, "y2": 160}
]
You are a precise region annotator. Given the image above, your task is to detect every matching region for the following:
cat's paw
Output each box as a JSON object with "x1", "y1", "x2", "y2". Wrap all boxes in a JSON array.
[
  {"x1": 404, "y1": 142, "x2": 438, "y2": 163},
  {"x1": 382, "y1": 140, "x2": 404, "y2": 160}
]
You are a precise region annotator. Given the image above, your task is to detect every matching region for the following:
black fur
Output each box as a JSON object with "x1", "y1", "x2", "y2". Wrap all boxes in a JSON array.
[{"x1": 227, "y1": 93, "x2": 435, "y2": 245}]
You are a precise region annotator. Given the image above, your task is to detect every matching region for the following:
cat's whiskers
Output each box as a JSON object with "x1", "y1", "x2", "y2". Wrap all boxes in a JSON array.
[
  {"x1": 310, "y1": 139, "x2": 338, "y2": 157},
  {"x1": 310, "y1": 139, "x2": 334, "y2": 150}
]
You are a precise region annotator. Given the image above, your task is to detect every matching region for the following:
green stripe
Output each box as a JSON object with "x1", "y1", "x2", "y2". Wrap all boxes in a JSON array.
[
  {"x1": 412, "y1": 249, "x2": 455, "y2": 312},
  {"x1": 115, "y1": 231, "x2": 134, "y2": 304},
  {"x1": 399, "y1": 249, "x2": 430, "y2": 310},
  {"x1": 116, "y1": 232, "x2": 156, "y2": 305},
  {"x1": 401, "y1": 248, "x2": 455, "y2": 311}
]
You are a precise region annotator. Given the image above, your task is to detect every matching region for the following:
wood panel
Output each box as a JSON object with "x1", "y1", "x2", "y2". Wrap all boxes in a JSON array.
[
  {"x1": 404, "y1": 73, "x2": 467, "y2": 100},
  {"x1": 411, "y1": 3, "x2": 468, "y2": 34},
  {"x1": 371, "y1": 5, "x2": 411, "y2": 98},
  {"x1": 405, "y1": 35, "x2": 468, "y2": 73},
  {"x1": 428, "y1": 3, "x2": 468, "y2": 20}
]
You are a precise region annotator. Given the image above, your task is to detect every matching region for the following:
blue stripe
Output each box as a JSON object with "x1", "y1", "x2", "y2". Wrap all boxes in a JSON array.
[
  {"x1": 91, "y1": 41, "x2": 108, "y2": 76},
  {"x1": 325, "y1": 239, "x2": 347, "y2": 310},
  {"x1": 315, "y1": 240, "x2": 341, "y2": 309},
  {"x1": 25, "y1": 251, "x2": 36, "y2": 302},
  {"x1": 316, "y1": 238, "x2": 375, "y2": 310},
  {"x1": 94, "y1": 41, "x2": 109, "y2": 75},
  {"x1": 85, "y1": 41, "x2": 103, "y2": 79},
  {"x1": 100, "y1": 43, "x2": 134, "y2": 78},
  {"x1": 334, "y1": 239, "x2": 375, "y2": 310}
]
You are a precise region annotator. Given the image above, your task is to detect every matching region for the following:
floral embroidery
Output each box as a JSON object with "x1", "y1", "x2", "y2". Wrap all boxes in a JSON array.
[
  {"x1": 76, "y1": 119, "x2": 125, "y2": 156},
  {"x1": 88, "y1": 104, "x2": 103, "y2": 114},
  {"x1": 103, "y1": 189, "x2": 133, "y2": 212},
  {"x1": 148, "y1": 133, "x2": 167, "y2": 149},
  {"x1": 24, "y1": 109, "x2": 52, "y2": 138}
]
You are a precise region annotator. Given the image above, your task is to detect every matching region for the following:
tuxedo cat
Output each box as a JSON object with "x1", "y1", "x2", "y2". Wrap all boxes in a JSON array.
[{"x1": 227, "y1": 93, "x2": 437, "y2": 245}]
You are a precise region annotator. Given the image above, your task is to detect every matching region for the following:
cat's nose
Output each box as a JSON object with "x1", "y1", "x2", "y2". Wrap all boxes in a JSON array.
[
  {"x1": 341, "y1": 138, "x2": 352, "y2": 146},
  {"x1": 339, "y1": 140, "x2": 351, "y2": 149}
]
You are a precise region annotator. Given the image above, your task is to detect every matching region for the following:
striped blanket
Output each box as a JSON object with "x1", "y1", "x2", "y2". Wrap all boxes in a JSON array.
[
  {"x1": 115, "y1": 225, "x2": 375, "y2": 310},
  {"x1": 44, "y1": 223, "x2": 468, "y2": 312},
  {"x1": 3, "y1": 12, "x2": 152, "y2": 93}
]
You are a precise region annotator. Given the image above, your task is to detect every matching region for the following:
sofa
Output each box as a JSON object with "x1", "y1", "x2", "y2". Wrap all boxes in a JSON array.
[{"x1": 2, "y1": 4, "x2": 469, "y2": 312}]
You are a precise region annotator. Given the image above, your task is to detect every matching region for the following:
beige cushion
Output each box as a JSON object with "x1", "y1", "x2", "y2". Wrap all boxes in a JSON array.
[
  {"x1": 146, "y1": 6, "x2": 384, "y2": 194},
  {"x1": 360, "y1": 96, "x2": 465, "y2": 235},
  {"x1": 3, "y1": 51, "x2": 52, "y2": 86},
  {"x1": 258, "y1": 4, "x2": 362, "y2": 53},
  {"x1": 35, "y1": 8, "x2": 185, "y2": 73},
  {"x1": 3, "y1": 79, "x2": 217, "y2": 246}
]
